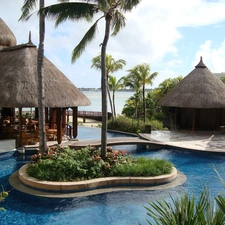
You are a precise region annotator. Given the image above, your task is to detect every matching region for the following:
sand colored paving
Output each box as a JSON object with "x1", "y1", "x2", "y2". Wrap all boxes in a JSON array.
[{"x1": 139, "y1": 130, "x2": 225, "y2": 153}]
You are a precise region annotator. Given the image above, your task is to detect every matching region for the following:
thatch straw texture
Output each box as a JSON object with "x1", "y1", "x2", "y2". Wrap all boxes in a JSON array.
[
  {"x1": 0, "y1": 42, "x2": 91, "y2": 108},
  {"x1": 0, "y1": 18, "x2": 17, "y2": 50},
  {"x1": 158, "y1": 57, "x2": 225, "y2": 108}
]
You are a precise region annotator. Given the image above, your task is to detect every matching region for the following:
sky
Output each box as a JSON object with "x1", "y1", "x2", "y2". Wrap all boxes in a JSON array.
[{"x1": 1, "y1": 0, "x2": 225, "y2": 89}]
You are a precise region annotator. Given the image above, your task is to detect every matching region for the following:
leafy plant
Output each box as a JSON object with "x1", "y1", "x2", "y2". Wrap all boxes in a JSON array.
[
  {"x1": 142, "y1": 190, "x2": 225, "y2": 225},
  {"x1": 27, "y1": 146, "x2": 173, "y2": 182},
  {"x1": 0, "y1": 185, "x2": 9, "y2": 211},
  {"x1": 142, "y1": 165, "x2": 225, "y2": 225},
  {"x1": 108, "y1": 115, "x2": 164, "y2": 134}
]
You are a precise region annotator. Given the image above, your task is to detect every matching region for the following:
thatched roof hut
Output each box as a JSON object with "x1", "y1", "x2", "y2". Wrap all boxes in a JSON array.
[
  {"x1": 0, "y1": 40, "x2": 90, "y2": 108},
  {"x1": 0, "y1": 24, "x2": 90, "y2": 146},
  {"x1": 0, "y1": 18, "x2": 17, "y2": 50},
  {"x1": 158, "y1": 57, "x2": 225, "y2": 131}
]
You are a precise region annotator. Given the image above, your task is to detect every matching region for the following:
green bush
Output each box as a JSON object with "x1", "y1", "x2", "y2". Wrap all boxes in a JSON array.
[
  {"x1": 27, "y1": 146, "x2": 173, "y2": 182},
  {"x1": 108, "y1": 115, "x2": 165, "y2": 134}
]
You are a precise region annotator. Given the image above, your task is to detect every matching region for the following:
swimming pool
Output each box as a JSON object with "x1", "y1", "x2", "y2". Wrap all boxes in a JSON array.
[{"x1": 1, "y1": 127, "x2": 225, "y2": 225}]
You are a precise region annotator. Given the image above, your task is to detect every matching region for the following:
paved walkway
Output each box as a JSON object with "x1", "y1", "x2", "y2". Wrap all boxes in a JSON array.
[
  {"x1": 139, "y1": 130, "x2": 225, "y2": 153},
  {"x1": 23, "y1": 130, "x2": 225, "y2": 154},
  {"x1": 67, "y1": 137, "x2": 157, "y2": 149}
]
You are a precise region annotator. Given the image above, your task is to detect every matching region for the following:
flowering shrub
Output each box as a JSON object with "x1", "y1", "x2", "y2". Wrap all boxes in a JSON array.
[
  {"x1": 27, "y1": 146, "x2": 173, "y2": 182},
  {"x1": 0, "y1": 186, "x2": 9, "y2": 211}
]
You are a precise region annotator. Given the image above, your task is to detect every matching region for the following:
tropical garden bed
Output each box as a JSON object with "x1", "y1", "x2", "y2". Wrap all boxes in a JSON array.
[{"x1": 18, "y1": 146, "x2": 176, "y2": 192}]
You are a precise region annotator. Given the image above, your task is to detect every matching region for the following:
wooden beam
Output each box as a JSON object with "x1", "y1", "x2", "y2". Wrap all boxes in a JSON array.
[
  {"x1": 56, "y1": 108, "x2": 62, "y2": 144},
  {"x1": 72, "y1": 107, "x2": 78, "y2": 138}
]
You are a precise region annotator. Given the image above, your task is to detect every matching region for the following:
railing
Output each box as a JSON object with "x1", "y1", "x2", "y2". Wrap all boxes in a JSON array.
[{"x1": 77, "y1": 111, "x2": 102, "y2": 117}]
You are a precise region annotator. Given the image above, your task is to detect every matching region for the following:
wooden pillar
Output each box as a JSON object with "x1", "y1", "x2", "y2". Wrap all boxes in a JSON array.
[
  {"x1": 51, "y1": 108, "x2": 57, "y2": 128},
  {"x1": 35, "y1": 108, "x2": 38, "y2": 120},
  {"x1": 56, "y1": 108, "x2": 62, "y2": 144},
  {"x1": 192, "y1": 108, "x2": 196, "y2": 131},
  {"x1": 72, "y1": 107, "x2": 78, "y2": 138}
]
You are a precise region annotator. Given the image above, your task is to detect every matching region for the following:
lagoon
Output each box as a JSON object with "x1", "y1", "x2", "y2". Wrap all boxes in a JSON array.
[{"x1": 79, "y1": 91, "x2": 135, "y2": 114}]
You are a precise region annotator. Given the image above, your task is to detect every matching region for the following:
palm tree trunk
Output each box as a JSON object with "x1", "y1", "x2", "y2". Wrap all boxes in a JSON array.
[
  {"x1": 100, "y1": 17, "x2": 111, "y2": 159},
  {"x1": 143, "y1": 85, "x2": 146, "y2": 122},
  {"x1": 38, "y1": 0, "x2": 47, "y2": 153},
  {"x1": 112, "y1": 90, "x2": 116, "y2": 117},
  {"x1": 107, "y1": 85, "x2": 115, "y2": 122}
]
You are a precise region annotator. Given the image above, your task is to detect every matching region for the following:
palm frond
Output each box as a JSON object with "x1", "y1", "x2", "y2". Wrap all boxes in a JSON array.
[
  {"x1": 122, "y1": 0, "x2": 141, "y2": 11},
  {"x1": 72, "y1": 18, "x2": 102, "y2": 63},
  {"x1": 216, "y1": 195, "x2": 225, "y2": 214},
  {"x1": 111, "y1": 11, "x2": 126, "y2": 36},
  {"x1": 40, "y1": 3, "x2": 96, "y2": 26},
  {"x1": 91, "y1": 54, "x2": 101, "y2": 69},
  {"x1": 19, "y1": 0, "x2": 37, "y2": 21}
]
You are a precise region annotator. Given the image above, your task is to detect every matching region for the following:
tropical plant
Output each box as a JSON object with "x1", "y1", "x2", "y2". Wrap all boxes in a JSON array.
[
  {"x1": 27, "y1": 146, "x2": 173, "y2": 181},
  {"x1": 39, "y1": 0, "x2": 141, "y2": 158},
  {"x1": 126, "y1": 63, "x2": 158, "y2": 122},
  {"x1": 152, "y1": 76, "x2": 183, "y2": 124},
  {"x1": 145, "y1": 91, "x2": 157, "y2": 120},
  {"x1": 122, "y1": 91, "x2": 142, "y2": 119},
  {"x1": 213, "y1": 166, "x2": 225, "y2": 215},
  {"x1": 122, "y1": 75, "x2": 142, "y2": 119},
  {"x1": 220, "y1": 77, "x2": 225, "y2": 83},
  {"x1": 108, "y1": 115, "x2": 164, "y2": 133},
  {"x1": 153, "y1": 76, "x2": 183, "y2": 100},
  {"x1": 142, "y1": 190, "x2": 225, "y2": 225},
  {"x1": 108, "y1": 76, "x2": 124, "y2": 117},
  {"x1": 91, "y1": 54, "x2": 126, "y2": 120}
]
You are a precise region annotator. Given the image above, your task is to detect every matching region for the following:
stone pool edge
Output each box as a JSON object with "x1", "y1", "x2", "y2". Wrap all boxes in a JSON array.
[
  {"x1": 18, "y1": 164, "x2": 177, "y2": 192},
  {"x1": 9, "y1": 168, "x2": 186, "y2": 198}
]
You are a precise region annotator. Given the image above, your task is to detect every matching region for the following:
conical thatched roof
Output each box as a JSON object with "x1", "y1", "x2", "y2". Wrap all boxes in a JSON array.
[
  {"x1": 0, "y1": 18, "x2": 17, "y2": 50},
  {"x1": 158, "y1": 57, "x2": 225, "y2": 108},
  {"x1": 0, "y1": 41, "x2": 91, "y2": 108}
]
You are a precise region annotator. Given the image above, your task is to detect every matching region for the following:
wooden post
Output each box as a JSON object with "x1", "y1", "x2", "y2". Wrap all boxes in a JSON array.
[
  {"x1": 192, "y1": 108, "x2": 196, "y2": 131},
  {"x1": 56, "y1": 108, "x2": 62, "y2": 144},
  {"x1": 72, "y1": 107, "x2": 78, "y2": 138}
]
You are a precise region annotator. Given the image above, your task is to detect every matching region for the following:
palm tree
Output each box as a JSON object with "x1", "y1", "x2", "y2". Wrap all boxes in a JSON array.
[
  {"x1": 20, "y1": 0, "x2": 49, "y2": 153},
  {"x1": 108, "y1": 76, "x2": 124, "y2": 117},
  {"x1": 91, "y1": 54, "x2": 126, "y2": 120},
  {"x1": 127, "y1": 63, "x2": 158, "y2": 122},
  {"x1": 153, "y1": 76, "x2": 183, "y2": 100},
  {"x1": 40, "y1": 0, "x2": 141, "y2": 158},
  {"x1": 121, "y1": 74, "x2": 142, "y2": 119},
  {"x1": 220, "y1": 77, "x2": 225, "y2": 84}
]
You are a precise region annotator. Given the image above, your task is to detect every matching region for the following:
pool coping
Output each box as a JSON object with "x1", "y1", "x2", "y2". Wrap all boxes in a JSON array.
[
  {"x1": 8, "y1": 164, "x2": 186, "y2": 198},
  {"x1": 18, "y1": 164, "x2": 177, "y2": 192}
]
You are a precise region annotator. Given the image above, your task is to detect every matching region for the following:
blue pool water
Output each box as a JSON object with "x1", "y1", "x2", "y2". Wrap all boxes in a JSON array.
[{"x1": 1, "y1": 127, "x2": 225, "y2": 225}]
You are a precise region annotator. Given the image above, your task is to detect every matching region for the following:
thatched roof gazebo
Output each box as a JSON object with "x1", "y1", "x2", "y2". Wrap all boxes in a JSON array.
[
  {"x1": 158, "y1": 57, "x2": 225, "y2": 131},
  {"x1": 0, "y1": 40, "x2": 90, "y2": 108},
  {"x1": 0, "y1": 31, "x2": 90, "y2": 146},
  {"x1": 0, "y1": 18, "x2": 17, "y2": 50}
]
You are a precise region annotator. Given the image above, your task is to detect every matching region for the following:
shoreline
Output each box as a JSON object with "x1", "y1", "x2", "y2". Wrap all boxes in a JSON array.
[{"x1": 77, "y1": 117, "x2": 102, "y2": 127}]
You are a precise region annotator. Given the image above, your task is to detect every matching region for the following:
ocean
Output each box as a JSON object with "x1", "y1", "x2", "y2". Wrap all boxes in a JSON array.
[{"x1": 79, "y1": 90, "x2": 135, "y2": 115}]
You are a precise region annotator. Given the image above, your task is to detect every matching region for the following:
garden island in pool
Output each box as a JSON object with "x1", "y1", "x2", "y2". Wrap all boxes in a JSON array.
[{"x1": 2, "y1": 127, "x2": 225, "y2": 225}]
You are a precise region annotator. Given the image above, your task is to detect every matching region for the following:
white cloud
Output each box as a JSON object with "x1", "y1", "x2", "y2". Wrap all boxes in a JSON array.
[
  {"x1": 194, "y1": 39, "x2": 225, "y2": 72},
  {"x1": 2, "y1": 0, "x2": 225, "y2": 88}
]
